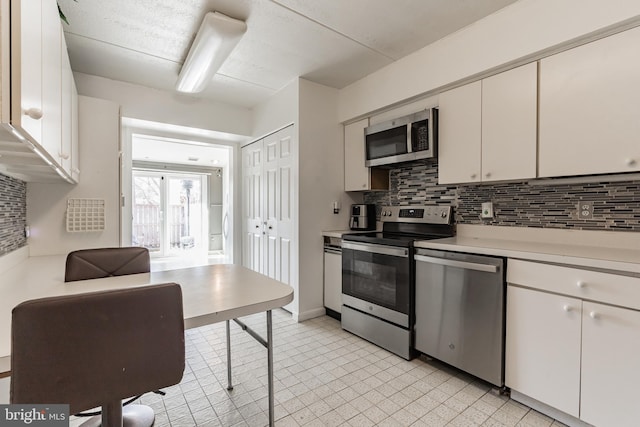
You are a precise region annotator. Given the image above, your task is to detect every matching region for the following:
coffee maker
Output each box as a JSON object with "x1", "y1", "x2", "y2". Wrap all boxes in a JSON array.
[{"x1": 349, "y1": 204, "x2": 376, "y2": 231}]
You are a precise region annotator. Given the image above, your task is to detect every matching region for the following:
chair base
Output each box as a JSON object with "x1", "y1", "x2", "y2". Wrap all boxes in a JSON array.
[{"x1": 79, "y1": 405, "x2": 155, "y2": 427}]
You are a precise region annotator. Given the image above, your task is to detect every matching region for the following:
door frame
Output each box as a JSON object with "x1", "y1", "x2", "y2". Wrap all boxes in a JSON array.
[{"x1": 120, "y1": 120, "x2": 241, "y2": 264}]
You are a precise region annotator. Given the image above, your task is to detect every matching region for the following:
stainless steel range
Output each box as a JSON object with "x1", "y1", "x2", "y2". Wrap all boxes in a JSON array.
[{"x1": 341, "y1": 205, "x2": 454, "y2": 360}]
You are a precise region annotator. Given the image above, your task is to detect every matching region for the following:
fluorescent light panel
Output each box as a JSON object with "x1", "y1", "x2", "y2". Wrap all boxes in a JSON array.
[{"x1": 175, "y1": 11, "x2": 247, "y2": 93}]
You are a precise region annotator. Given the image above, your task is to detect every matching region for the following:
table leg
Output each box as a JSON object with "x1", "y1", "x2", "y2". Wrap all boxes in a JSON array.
[
  {"x1": 226, "y1": 319, "x2": 233, "y2": 391},
  {"x1": 267, "y1": 310, "x2": 274, "y2": 427}
]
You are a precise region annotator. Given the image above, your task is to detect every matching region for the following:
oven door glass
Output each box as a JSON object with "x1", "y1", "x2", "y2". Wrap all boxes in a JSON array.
[{"x1": 342, "y1": 245, "x2": 410, "y2": 314}]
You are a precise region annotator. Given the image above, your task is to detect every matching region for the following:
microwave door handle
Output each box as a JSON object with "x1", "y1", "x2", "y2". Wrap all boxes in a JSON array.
[{"x1": 406, "y1": 123, "x2": 412, "y2": 153}]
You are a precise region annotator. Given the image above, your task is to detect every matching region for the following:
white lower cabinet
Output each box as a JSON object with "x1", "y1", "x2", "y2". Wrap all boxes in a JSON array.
[
  {"x1": 323, "y1": 248, "x2": 341, "y2": 314},
  {"x1": 580, "y1": 301, "x2": 640, "y2": 427},
  {"x1": 506, "y1": 260, "x2": 640, "y2": 427},
  {"x1": 506, "y1": 286, "x2": 581, "y2": 417}
]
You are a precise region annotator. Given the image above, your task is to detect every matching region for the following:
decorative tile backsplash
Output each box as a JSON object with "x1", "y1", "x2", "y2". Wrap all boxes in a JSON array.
[
  {"x1": 363, "y1": 159, "x2": 640, "y2": 232},
  {"x1": 0, "y1": 173, "x2": 27, "y2": 253}
]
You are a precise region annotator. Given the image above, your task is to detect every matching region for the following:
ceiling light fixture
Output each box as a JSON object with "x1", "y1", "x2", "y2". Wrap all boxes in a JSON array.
[{"x1": 175, "y1": 11, "x2": 247, "y2": 93}]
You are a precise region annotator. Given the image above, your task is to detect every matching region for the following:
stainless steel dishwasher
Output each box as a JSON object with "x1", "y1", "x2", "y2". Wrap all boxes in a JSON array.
[{"x1": 414, "y1": 248, "x2": 506, "y2": 387}]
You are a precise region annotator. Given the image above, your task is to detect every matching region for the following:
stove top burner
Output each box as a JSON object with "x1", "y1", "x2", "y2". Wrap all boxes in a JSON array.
[
  {"x1": 342, "y1": 231, "x2": 445, "y2": 248},
  {"x1": 343, "y1": 205, "x2": 455, "y2": 247}
]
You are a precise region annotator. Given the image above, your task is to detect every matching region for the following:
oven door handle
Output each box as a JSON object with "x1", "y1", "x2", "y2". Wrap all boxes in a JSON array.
[
  {"x1": 414, "y1": 254, "x2": 498, "y2": 273},
  {"x1": 342, "y1": 241, "x2": 409, "y2": 258}
]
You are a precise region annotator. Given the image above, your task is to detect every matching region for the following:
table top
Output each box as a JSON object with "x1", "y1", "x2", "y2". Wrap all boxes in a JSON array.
[{"x1": 0, "y1": 258, "x2": 294, "y2": 375}]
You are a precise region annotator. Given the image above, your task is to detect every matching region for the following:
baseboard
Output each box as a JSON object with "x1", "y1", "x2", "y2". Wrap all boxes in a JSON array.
[
  {"x1": 510, "y1": 390, "x2": 592, "y2": 427},
  {"x1": 296, "y1": 307, "x2": 326, "y2": 322}
]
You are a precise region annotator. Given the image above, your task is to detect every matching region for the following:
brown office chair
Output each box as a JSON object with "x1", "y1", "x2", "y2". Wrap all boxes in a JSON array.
[
  {"x1": 65, "y1": 247, "x2": 150, "y2": 282},
  {"x1": 10, "y1": 283, "x2": 185, "y2": 427}
]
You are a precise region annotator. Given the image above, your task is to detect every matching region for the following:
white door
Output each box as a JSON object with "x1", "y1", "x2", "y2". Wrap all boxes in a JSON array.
[
  {"x1": 580, "y1": 302, "x2": 640, "y2": 427},
  {"x1": 505, "y1": 286, "x2": 582, "y2": 417},
  {"x1": 242, "y1": 141, "x2": 264, "y2": 273},
  {"x1": 264, "y1": 127, "x2": 294, "y2": 286},
  {"x1": 242, "y1": 126, "x2": 295, "y2": 291}
]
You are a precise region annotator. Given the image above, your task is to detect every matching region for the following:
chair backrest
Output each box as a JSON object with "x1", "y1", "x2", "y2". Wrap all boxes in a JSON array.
[
  {"x1": 65, "y1": 247, "x2": 150, "y2": 282},
  {"x1": 10, "y1": 283, "x2": 185, "y2": 415}
]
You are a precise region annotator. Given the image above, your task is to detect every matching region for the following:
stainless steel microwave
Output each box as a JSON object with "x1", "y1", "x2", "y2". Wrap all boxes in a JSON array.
[{"x1": 364, "y1": 108, "x2": 438, "y2": 167}]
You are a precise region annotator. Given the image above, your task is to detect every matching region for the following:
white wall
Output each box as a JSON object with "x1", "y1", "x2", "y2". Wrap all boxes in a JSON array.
[
  {"x1": 26, "y1": 96, "x2": 120, "y2": 256},
  {"x1": 338, "y1": 0, "x2": 640, "y2": 121},
  {"x1": 74, "y1": 72, "x2": 253, "y2": 137},
  {"x1": 251, "y1": 79, "x2": 299, "y2": 139},
  {"x1": 298, "y1": 79, "x2": 359, "y2": 318}
]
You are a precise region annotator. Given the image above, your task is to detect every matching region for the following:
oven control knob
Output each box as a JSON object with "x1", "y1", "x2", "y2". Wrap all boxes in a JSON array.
[
  {"x1": 440, "y1": 211, "x2": 447, "y2": 218},
  {"x1": 449, "y1": 343, "x2": 455, "y2": 350}
]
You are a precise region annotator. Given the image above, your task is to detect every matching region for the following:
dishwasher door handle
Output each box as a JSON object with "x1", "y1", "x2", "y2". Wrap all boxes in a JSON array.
[{"x1": 414, "y1": 254, "x2": 498, "y2": 273}]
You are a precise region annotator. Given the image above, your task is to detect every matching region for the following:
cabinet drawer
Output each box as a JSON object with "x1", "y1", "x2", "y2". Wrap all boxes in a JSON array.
[{"x1": 507, "y1": 259, "x2": 640, "y2": 310}]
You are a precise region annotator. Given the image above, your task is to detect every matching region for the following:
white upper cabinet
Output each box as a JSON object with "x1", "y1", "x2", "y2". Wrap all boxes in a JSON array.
[
  {"x1": 482, "y1": 62, "x2": 537, "y2": 181},
  {"x1": 61, "y1": 32, "x2": 73, "y2": 175},
  {"x1": 539, "y1": 26, "x2": 640, "y2": 177},
  {"x1": 344, "y1": 118, "x2": 389, "y2": 191},
  {"x1": 344, "y1": 119, "x2": 369, "y2": 191},
  {"x1": 438, "y1": 81, "x2": 481, "y2": 184},
  {"x1": 41, "y1": 0, "x2": 62, "y2": 163},
  {"x1": 11, "y1": 0, "x2": 43, "y2": 145},
  {"x1": 0, "y1": 0, "x2": 78, "y2": 183},
  {"x1": 439, "y1": 63, "x2": 537, "y2": 185}
]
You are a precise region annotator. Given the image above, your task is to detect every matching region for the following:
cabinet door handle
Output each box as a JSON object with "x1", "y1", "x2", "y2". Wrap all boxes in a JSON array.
[
  {"x1": 563, "y1": 304, "x2": 573, "y2": 312},
  {"x1": 576, "y1": 281, "x2": 586, "y2": 289},
  {"x1": 59, "y1": 152, "x2": 70, "y2": 160},
  {"x1": 485, "y1": 172, "x2": 492, "y2": 178},
  {"x1": 470, "y1": 173, "x2": 477, "y2": 179},
  {"x1": 626, "y1": 158, "x2": 637, "y2": 167},
  {"x1": 24, "y1": 108, "x2": 43, "y2": 120},
  {"x1": 589, "y1": 311, "x2": 598, "y2": 319}
]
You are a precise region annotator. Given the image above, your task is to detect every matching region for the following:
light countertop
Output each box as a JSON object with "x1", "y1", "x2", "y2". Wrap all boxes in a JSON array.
[
  {"x1": 414, "y1": 226, "x2": 640, "y2": 275},
  {"x1": 322, "y1": 230, "x2": 352, "y2": 238}
]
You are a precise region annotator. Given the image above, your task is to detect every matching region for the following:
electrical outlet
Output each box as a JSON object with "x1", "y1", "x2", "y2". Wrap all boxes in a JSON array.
[
  {"x1": 481, "y1": 202, "x2": 494, "y2": 219},
  {"x1": 578, "y1": 201, "x2": 593, "y2": 219}
]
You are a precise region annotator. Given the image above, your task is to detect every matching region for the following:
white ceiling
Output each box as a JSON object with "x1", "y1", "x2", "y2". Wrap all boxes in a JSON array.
[{"x1": 58, "y1": 0, "x2": 518, "y2": 109}]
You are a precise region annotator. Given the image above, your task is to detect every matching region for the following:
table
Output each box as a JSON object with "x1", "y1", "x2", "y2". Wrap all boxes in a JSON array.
[{"x1": 0, "y1": 262, "x2": 293, "y2": 426}]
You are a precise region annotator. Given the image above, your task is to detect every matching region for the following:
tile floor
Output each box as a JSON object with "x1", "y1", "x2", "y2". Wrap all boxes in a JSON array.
[{"x1": 95, "y1": 310, "x2": 568, "y2": 427}]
